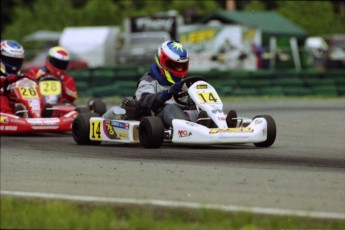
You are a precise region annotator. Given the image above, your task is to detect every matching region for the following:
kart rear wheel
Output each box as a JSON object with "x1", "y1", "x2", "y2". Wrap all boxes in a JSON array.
[
  {"x1": 139, "y1": 116, "x2": 164, "y2": 148},
  {"x1": 75, "y1": 106, "x2": 90, "y2": 114},
  {"x1": 226, "y1": 109, "x2": 238, "y2": 128},
  {"x1": 254, "y1": 115, "x2": 276, "y2": 148},
  {"x1": 72, "y1": 112, "x2": 101, "y2": 145},
  {"x1": 89, "y1": 98, "x2": 107, "y2": 116}
]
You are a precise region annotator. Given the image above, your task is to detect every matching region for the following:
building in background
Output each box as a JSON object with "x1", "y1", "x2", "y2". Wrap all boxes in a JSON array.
[{"x1": 198, "y1": 11, "x2": 308, "y2": 70}]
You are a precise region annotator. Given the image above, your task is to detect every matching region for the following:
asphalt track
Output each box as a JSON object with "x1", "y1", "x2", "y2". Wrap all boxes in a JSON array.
[{"x1": 1, "y1": 98, "x2": 345, "y2": 218}]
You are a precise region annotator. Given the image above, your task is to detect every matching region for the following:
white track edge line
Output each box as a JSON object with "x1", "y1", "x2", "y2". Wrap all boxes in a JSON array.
[{"x1": 1, "y1": 190, "x2": 345, "y2": 220}]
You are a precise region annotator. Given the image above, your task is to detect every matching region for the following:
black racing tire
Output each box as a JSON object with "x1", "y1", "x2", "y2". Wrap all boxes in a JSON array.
[
  {"x1": 226, "y1": 109, "x2": 238, "y2": 128},
  {"x1": 253, "y1": 115, "x2": 276, "y2": 148},
  {"x1": 42, "y1": 103, "x2": 53, "y2": 118},
  {"x1": 75, "y1": 106, "x2": 90, "y2": 114},
  {"x1": 139, "y1": 116, "x2": 164, "y2": 148},
  {"x1": 72, "y1": 112, "x2": 101, "y2": 145},
  {"x1": 89, "y1": 98, "x2": 107, "y2": 116}
]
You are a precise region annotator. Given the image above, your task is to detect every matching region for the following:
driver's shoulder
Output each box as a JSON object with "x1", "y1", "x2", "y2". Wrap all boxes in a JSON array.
[
  {"x1": 137, "y1": 73, "x2": 157, "y2": 88},
  {"x1": 138, "y1": 73, "x2": 155, "y2": 83}
]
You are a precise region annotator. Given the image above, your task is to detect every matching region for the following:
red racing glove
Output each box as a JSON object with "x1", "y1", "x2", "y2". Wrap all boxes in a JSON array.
[{"x1": 6, "y1": 74, "x2": 19, "y2": 84}]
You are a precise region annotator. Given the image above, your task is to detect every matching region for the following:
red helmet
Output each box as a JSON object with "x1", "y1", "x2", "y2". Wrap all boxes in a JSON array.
[
  {"x1": 155, "y1": 40, "x2": 189, "y2": 84},
  {"x1": 45, "y1": 46, "x2": 70, "y2": 76}
]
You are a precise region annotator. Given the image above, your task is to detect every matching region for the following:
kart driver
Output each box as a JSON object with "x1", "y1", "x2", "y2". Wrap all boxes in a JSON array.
[
  {"x1": 0, "y1": 40, "x2": 30, "y2": 114},
  {"x1": 26, "y1": 46, "x2": 78, "y2": 104},
  {"x1": 134, "y1": 40, "x2": 190, "y2": 128},
  {"x1": 129, "y1": 40, "x2": 237, "y2": 128}
]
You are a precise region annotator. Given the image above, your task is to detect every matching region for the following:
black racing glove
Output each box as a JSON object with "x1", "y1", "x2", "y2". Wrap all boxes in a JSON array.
[
  {"x1": 169, "y1": 82, "x2": 182, "y2": 96},
  {"x1": 161, "y1": 82, "x2": 182, "y2": 102}
]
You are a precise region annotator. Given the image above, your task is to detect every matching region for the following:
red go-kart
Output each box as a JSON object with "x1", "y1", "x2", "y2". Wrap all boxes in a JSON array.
[
  {"x1": 0, "y1": 76, "x2": 78, "y2": 134},
  {"x1": 37, "y1": 75, "x2": 106, "y2": 118}
]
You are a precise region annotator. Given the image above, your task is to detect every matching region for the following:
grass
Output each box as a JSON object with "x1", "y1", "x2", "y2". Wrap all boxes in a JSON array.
[{"x1": 1, "y1": 197, "x2": 344, "y2": 230}]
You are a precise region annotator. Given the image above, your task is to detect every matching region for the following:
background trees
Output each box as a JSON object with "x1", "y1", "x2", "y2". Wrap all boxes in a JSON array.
[{"x1": 1, "y1": 0, "x2": 344, "y2": 41}]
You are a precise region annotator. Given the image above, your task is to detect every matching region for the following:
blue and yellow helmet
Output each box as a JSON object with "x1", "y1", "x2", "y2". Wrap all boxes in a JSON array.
[{"x1": 155, "y1": 40, "x2": 189, "y2": 84}]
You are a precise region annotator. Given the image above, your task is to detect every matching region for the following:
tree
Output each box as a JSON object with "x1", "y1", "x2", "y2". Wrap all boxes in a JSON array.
[
  {"x1": 243, "y1": 0, "x2": 266, "y2": 11},
  {"x1": 2, "y1": 0, "x2": 76, "y2": 41},
  {"x1": 75, "y1": 0, "x2": 123, "y2": 26},
  {"x1": 276, "y1": 1, "x2": 344, "y2": 35},
  {"x1": 2, "y1": 0, "x2": 222, "y2": 41},
  {"x1": 243, "y1": 0, "x2": 344, "y2": 35},
  {"x1": 2, "y1": 0, "x2": 344, "y2": 42},
  {"x1": 1, "y1": 0, "x2": 16, "y2": 32}
]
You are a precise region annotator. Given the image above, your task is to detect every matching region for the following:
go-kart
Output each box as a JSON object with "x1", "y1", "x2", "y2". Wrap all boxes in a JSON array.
[
  {"x1": 72, "y1": 76, "x2": 276, "y2": 148},
  {"x1": 38, "y1": 75, "x2": 107, "y2": 118},
  {"x1": 0, "y1": 76, "x2": 78, "y2": 134}
]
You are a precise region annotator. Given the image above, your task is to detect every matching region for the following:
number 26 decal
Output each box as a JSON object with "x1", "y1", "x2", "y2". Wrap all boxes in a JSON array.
[{"x1": 19, "y1": 87, "x2": 38, "y2": 98}]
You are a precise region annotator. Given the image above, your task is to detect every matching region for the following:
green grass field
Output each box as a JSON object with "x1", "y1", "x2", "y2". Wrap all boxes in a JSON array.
[{"x1": 1, "y1": 197, "x2": 344, "y2": 230}]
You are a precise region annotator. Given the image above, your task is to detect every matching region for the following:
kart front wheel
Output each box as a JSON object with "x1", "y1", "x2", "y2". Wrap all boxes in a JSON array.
[
  {"x1": 72, "y1": 112, "x2": 101, "y2": 145},
  {"x1": 139, "y1": 116, "x2": 164, "y2": 148},
  {"x1": 254, "y1": 115, "x2": 276, "y2": 148}
]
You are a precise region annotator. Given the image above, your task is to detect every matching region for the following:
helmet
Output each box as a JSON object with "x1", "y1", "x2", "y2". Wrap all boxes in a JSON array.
[
  {"x1": 1, "y1": 40, "x2": 25, "y2": 74},
  {"x1": 155, "y1": 40, "x2": 189, "y2": 84},
  {"x1": 45, "y1": 46, "x2": 70, "y2": 75}
]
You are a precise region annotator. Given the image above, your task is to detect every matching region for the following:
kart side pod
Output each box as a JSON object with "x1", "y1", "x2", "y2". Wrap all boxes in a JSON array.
[{"x1": 169, "y1": 115, "x2": 275, "y2": 146}]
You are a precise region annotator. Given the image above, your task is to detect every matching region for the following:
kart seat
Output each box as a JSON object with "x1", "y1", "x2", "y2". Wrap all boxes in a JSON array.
[{"x1": 14, "y1": 103, "x2": 28, "y2": 118}]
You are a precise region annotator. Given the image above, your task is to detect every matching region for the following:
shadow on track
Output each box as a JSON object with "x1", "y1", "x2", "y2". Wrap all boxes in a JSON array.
[{"x1": 66, "y1": 142, "x2": 345, "y2": 172}]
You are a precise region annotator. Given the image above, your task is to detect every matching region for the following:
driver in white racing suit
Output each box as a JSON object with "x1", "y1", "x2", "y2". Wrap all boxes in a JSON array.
[{"x1": 135, "y1": 40, "x2": 190, "y2": 128}]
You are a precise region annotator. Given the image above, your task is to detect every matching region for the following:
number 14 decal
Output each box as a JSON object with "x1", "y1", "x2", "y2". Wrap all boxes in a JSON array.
[
  {"x1": 197, "y1": 92, "x2": 219, "y2": 103},
  {"x1": 91, "y1": 120, "x2": 101, "y2": 140}
]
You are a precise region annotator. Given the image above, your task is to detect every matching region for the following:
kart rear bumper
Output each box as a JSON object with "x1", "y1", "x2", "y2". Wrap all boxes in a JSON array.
[{"x1": 0, "y1": 111, "x2": 77, "y2": 134}]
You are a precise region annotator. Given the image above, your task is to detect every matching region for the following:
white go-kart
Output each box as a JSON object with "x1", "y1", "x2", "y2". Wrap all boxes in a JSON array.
[{"x1": 72, "y1": 76, "x2": 276, "y2": 148}]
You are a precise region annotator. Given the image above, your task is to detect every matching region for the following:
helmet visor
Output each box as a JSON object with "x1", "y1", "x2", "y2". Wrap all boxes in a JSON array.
[
  {"x1": 1, "y1": 55, "x2": 23, "y2": 69},
  {"x1": 166, "y1": 60, "x2": 189, "y2": 73},
  {"x1": 50, "y1": 56, "x2": 69, "y2": 70}
]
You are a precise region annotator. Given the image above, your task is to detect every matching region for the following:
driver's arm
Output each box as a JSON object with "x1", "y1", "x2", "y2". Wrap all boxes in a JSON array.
[
  {"x1": 61, "y1": 74, "x2": 78, "y2": 102},
  {"x1": 135, "y1": 80, "x2": 168, "y2": 114}
]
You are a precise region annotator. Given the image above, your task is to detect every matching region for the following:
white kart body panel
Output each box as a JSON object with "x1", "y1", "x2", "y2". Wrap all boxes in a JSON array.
[
  {"x1": 188, "y1": 80, "x2": 228, "y2": 128},
  {"x1": 85, "y1": 80, "x2": 272, "y2": 146},
  {"x1": 87, "y1": 117, "x2": 268, "y2": 145},
  {"x1": 171, "y1": 117, "x2": 267, "y2": 144},
  {"x1": 89, "y1": 117, "x2": 140, "y2": 143}
]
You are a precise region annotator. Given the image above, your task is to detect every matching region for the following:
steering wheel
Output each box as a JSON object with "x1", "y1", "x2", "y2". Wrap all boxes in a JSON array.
[
  {"x1": 173, "y1": 76, "x2": 208, "y2": 106},
  {"x1": 38, "y1": 75, "x2": 61, "y2": 82}
]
